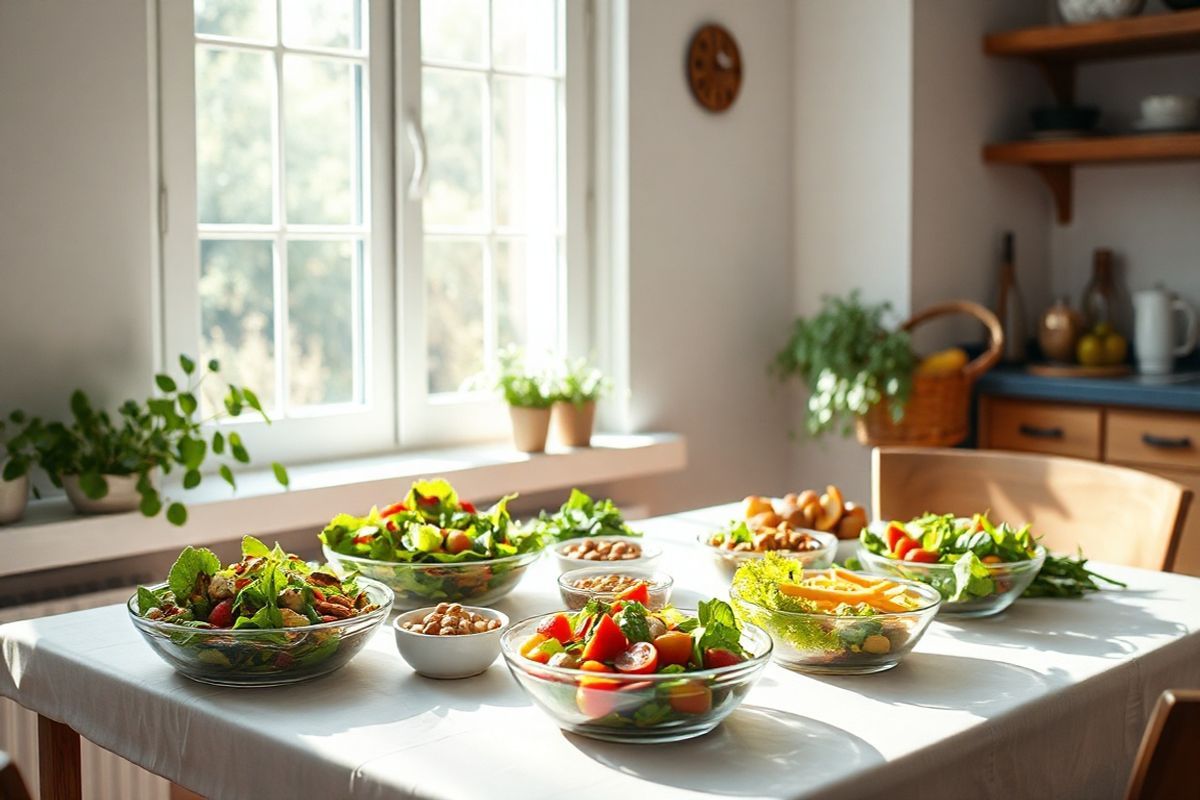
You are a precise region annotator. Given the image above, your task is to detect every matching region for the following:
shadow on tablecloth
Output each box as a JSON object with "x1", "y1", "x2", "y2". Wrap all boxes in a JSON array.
[{"x1": 564, "y1": 706, "x2": 883, "y2": 796}]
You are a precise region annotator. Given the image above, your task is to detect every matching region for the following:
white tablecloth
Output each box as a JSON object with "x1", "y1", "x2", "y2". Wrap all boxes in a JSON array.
[{"x1": 3, "y1": 507, "x2": 1200, "y2": 800}]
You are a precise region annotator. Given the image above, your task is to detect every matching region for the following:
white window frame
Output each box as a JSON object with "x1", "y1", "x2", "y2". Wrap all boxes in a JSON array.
[{"x1": 158, "y1": 0, "x2": 590, "y2": 462}]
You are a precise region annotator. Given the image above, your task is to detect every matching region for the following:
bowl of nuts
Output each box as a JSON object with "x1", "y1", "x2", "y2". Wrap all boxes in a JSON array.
[
  {"x1": 698, "y1": 526, "x2": 836, "y2": 577},
  {"x1": 392, "y1": 603, "x2": 509, "y2": 679},
  {"x1": 551, "y1": 535, "x2": 662, "y2": 574},
  {"x1": 557, "y1": 567, "x2": 674, "y2": 610}
]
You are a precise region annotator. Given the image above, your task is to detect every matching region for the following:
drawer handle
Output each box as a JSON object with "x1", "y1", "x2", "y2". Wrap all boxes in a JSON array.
[
  {"x1": 1141, "y1": 433, "x2": 1193, "y2": 450},
  {"x1": 1018, "y1": 424, "x2": 1064, "y2": 439}
]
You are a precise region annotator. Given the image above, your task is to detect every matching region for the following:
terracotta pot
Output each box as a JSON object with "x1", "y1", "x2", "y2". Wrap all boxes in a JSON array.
[
  {"x1": 63, "y1": 473, "x2": 143, "y2": 515},
  {"x1": 551, "y1": 401, "x2": 596, "y2": 448},
  {"x1": 509, "y1": 406, "x2": 552, "y2": 453},
  {"x1": 0, "y1": 471, "x2": 29, "y2": 525}
]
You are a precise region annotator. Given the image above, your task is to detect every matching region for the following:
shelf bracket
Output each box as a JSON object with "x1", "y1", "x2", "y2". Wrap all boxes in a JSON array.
[
  {"x1": 1032, "y1": 164, "x2": 1072, "y2": 225},
  {"x1": 1036, "y1": 60, "x2": 1075, "y2": 105}
]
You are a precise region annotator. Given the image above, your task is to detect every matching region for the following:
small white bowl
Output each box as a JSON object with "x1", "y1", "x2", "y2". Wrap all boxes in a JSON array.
[
  {"x1": 392, "y1": 606, "x2": 509, "y2": 679},
  {"x1": 550, "y1": 535, "x2": 663, "y2": 574}
]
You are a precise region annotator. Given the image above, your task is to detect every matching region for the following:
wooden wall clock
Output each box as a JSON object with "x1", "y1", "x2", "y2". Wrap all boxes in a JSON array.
[{"x1": 686, "y1": 24, "x2": 742, "y2": 113}]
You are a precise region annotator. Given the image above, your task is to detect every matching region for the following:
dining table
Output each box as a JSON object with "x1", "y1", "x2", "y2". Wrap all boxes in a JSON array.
[{"x1": 3, "y1": 502, "x2": 1200, "y2": 800}]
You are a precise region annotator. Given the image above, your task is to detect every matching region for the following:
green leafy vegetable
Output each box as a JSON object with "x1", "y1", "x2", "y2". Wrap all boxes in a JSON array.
[
  {"x1": 166, "y1": 546, "x2": 220, "y2": 598},
  {"x1": 1023, "y1": 551, "x2": 1126, "y2": 598},
  {"x1": 695, "y1": 598, "x2": 746, "y2": 662},
  {"x1": 530, "y1": 488, "x2": 642, "y2": 543},
  {"x1": 614, "y1": 601, "x2": 652, "y2": 643}
]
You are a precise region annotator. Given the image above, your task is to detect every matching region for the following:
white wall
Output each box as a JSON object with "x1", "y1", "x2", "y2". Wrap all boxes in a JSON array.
[
  {"x1": 790, "y1": 0, "x2": 914, "y2": 503},
  {"x1": 615, "y1": 0, "x2": 797, "y2": 512},
  {"x1": 0, "y1": 0, "x2": 158, "y2": 418}
]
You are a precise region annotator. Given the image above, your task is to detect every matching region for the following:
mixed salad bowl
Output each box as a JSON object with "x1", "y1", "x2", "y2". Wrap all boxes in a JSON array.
[{"x1": 130, "y1": 537, "x2": 391, "y2": 686}]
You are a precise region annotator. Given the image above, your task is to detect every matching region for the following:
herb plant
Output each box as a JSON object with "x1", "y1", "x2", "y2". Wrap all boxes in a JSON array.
[
  {"x1": 35, "y1": 354, "x2": 289, "y2": 526},
  {"x1": 487, "y1": 346, "x2": 554, "y2": 409},
  {"x1": 1, "y1": 411, "x2": 43, "y2": 482},
  {"x1": 552, "y1": 357, "x2": 609, "y2": 405},
  {"x1": 772, "y1": 291, "x2": 916, "y2": 437},
  {"x1": 530, "y1": 488, "x2": 641, "y2": 543}
]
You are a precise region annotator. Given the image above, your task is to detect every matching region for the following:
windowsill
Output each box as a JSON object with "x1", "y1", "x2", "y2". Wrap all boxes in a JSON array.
[{"x1": 0, "y1": 433, "x2": 687, "y2": 578}]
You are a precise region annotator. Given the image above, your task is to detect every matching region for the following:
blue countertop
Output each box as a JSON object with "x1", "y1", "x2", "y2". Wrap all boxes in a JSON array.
[{"x1": 977, "y1": 366, "x2": 1200, "y2": 413}]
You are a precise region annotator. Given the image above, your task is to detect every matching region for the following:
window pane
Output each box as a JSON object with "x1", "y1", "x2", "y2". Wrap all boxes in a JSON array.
[
  {"x1": 492, "y1": 0, "x2": 557, "y2": 73},
  {"x1": 284, "y1": 56, "x2": 359, "y2": 225},
  {"x1": 194, "y1": 0, "x2": 275, "y2": 42},
  {"x1": 495, "y1": 237, "x2": 558, "y2": 352},
  {"x1": 288, "y1": 240, "x2": 357, "y2": 406},
  {"x1": 493, "y1": 76, "x2": 558, "y2": 230},
  {"x1": 199, "y1": 239, "x2": 276, "y2": 412},
  {"x1": 423, "y1": 69, "x2": 485, "y2": 228},
  {"x1": 426, "y1": 238, "x2": 484, "y2": 394},
  {"x1": 196, "y1": 46, "x2": 274, "y2": 224},
  {"x1": 283, "y1": 0, "x2": 363, "y2": 50},
  {"x1": 420, "y1": 0, "x2": 486, "y2": 65}
]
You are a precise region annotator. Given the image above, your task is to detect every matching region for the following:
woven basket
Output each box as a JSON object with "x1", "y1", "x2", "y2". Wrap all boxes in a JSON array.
[{"x1": 856, "y1": 300, "x2": 1003, "y2": 448}]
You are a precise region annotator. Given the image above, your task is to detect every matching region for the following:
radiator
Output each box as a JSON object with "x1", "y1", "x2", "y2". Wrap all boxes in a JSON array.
[{"x1": 0, "y1": 588, "x2": 171, "y2": 800}]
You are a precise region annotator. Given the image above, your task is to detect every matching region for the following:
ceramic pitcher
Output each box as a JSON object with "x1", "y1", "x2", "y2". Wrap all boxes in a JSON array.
[{"x1": 1133, "y1": 288, "x2": 1199, "y2": 375}]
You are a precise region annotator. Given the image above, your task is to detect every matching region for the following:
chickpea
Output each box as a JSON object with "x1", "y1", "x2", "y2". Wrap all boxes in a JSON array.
[{"x1": 405, "y1": 605, "x2": 502, "y2": 636}]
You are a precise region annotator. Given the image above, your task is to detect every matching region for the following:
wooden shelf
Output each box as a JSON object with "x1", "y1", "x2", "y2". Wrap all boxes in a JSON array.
[
  {"x1": 982, "y1": 133, "x2": 1200, "y2": 224},
  {"x1": 985, "y1": 10, "x2": 1200, "y2": 63}
]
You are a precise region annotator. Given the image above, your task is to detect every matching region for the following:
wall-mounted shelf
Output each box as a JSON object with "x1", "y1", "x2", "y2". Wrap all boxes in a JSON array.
[
  {"x1": 985, "y1": 10, "x2": 1200, "y2": 103},
  {"x1": 982, "y1": 133, "x2": 1200, "y2": 224}
]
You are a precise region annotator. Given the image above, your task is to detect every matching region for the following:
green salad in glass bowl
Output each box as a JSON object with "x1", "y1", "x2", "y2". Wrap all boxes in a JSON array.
[
  {"x1": 129, "y1": 536, "x2": 391, "y2": 686},
  {"x1": 320, "y1": 478, "x2": 544, "y2": 611},
  {"x1": 856, "y1": 513, "x2": 1046, "y2": 617}
]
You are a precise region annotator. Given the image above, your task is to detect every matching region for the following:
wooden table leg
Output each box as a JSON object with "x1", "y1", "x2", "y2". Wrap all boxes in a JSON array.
[{"x1": 36, "y1": 715, "x2": 80, "y2": 800}]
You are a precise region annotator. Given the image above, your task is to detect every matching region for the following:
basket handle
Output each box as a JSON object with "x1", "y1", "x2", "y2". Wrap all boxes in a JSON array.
[{"x1": 900, "y1": 300, "x2": 1004, "y2": 381}]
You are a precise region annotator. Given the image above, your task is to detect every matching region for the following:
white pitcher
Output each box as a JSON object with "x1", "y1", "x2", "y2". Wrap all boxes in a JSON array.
[{"x1": 1134, "y1": 288, "x2": 1199, "y2": 375}]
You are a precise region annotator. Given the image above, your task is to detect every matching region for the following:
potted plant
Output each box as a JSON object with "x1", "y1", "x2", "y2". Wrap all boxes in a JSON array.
[
  {"x1": 550, "y1": 357, "x2": 608, "y2": 448},
  {"x1": 488, "y1": 347, "x2": 555, "y2": 453},
  {"x1": 0, "y1": 411, "x2": 41, "y2": 524},
  {"x1": 772, "y1": 292, "x2": 917, "y2": 437},
  {"x1": 35, "y1": 355, "x2": 289, "y2": 525}
]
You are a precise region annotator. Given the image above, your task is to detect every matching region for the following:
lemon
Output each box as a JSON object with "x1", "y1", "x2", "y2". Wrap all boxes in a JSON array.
[
  {"x1": 1094, "y1": 322, "x2": 1114, "y2": 338},
  {"x1": 1103, "y1": 333, "x2": 1128, "y2": 366},
  {"x1": 1077, "y1": 334, "x2": 1104, "y2": 367},
  {"x1": 917, "y1": 348, "x2": 968, "y2": 376}
]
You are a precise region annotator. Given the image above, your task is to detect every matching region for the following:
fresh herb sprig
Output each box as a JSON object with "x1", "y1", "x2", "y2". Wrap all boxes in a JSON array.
[
  {"x1": 530, "y1": 488, "x2": 641, "y2": 543},
  {"x1": 1023, "y1": 551, "x2": 1126, "y2": 598}
]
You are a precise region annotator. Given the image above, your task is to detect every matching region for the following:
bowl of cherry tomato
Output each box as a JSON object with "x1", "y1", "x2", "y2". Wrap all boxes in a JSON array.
[{"x1": 501, "y1": 597, "x2": 771, "y2": 743}]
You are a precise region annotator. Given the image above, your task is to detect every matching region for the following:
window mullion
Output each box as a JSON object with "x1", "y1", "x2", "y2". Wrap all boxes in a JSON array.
[{"x1": 273, "y1": 0, "x2": 289, "y2": 415}]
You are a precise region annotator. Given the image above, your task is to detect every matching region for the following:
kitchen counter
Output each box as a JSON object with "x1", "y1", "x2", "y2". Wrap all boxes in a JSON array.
[{"x1": 977, "y1": 365, "x2": 1200, "y2": 412}]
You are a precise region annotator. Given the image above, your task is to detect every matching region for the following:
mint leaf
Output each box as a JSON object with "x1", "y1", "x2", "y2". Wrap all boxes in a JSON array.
[
  {"x1": 166, "y1": 546, "x2": 220, "y2": 598},
  {"x1": 696, "y1": 598, "x2": 746, "y2": 659},
  {"x1": 615, "y1": 602, "x2": 652, "y2": 643}
]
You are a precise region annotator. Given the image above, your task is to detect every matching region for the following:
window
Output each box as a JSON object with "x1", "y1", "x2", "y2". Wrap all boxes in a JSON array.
[{"x1": 160, "y1": 0, "x2": 589, "y2": 459}]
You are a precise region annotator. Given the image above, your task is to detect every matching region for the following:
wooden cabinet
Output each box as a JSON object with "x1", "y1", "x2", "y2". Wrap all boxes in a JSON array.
[
  {"x1": 978, "y1": 395, "x2": 1200, "y2": 576},
  {"x1": 979, "y1": 397, "x2": 1102, "y2": 460}
]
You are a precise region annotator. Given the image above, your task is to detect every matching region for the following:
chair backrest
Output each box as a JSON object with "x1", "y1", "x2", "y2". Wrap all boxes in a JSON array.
[
  {"x1": 1126, "y1": 689, "x2": 1200, "y2": 799},
  {"x1": 0, "y1": 751, "x2": 32, "y2": 800},
  {"x1": 872, "y1": 447, "x2": 1192, "y2": 571}
]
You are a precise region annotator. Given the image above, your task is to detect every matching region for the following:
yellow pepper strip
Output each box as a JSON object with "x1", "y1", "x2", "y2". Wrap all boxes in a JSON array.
[{"x1": 831, "y1": 568, "x2": 887, "y2": 588}]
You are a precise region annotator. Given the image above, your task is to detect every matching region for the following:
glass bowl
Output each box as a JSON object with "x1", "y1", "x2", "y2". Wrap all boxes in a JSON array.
[
  {"x1": 550, "y1": 535, "x2": 662, "y2": 574},
  {"x1": 697, "y1": 529, "x2": 837, "y2": 577},
  {"x1": 501, "y1": 611, "x2": 772, "y2": 743},
  {"x1": 557, "y1": 567, "x2": 674, "y2": 610},
  {"x1": 128, "y1": 578, "x2": 393, "y2": 687},
  {"x1": 729, "y1": 576, "x2": 940, "y2": 675},
  {"x1": 856, "y1": 546, "x2": 1047, "y2": 618},
  {"x1": 322, "y1": 545, "x2": 542, "y2": 611}
]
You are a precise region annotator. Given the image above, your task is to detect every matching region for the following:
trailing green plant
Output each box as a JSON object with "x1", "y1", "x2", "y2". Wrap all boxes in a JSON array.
[
  {"x1": 0, "y1": 411, "x2": 43, "y2": 482},
  {"x1": 34, "y1": 354, "x2": 289, "y2": 526},
  {"x1": 552, "y1": 356, "x2": 609, "y2": 405},
  {"x1": 772, "y1": 291, "x2": 916, "y2": 437},
  {"x1": 486, "y1": 346, "x2": 554, "y2": 409}
]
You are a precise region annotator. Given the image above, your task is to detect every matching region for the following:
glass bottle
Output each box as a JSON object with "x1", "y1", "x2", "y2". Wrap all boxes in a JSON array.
[
  {"x1": 1081, "y1": 248, "x2": 1116, "y2": 331},
  {"x1": 996, "y1": 232, "x2": 1028, "y2": 363}
]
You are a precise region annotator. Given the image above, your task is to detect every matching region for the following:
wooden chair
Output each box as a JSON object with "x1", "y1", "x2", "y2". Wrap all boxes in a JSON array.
[
  {"x1": 872, "y1": 447, "x2": 1192, "y2": 571},
  {"x1": 0, "y1": 751, "x2": 32, "y2": 800},
  {"x1": 1125, "y1": 689, "x2": 1200, "y2": 799}
]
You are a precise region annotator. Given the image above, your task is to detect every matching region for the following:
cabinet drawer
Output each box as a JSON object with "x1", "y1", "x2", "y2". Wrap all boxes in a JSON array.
[
  {"x1": 982, "y1": 397, "x2": 1102, "y2": 460},
  {"x1": 1106, "y1": 409, "x2": 1200, "y2": 471}
]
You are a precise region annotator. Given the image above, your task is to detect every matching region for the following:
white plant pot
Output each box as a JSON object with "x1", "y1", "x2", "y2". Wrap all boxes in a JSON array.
[
  {"x1": 0, "y1": 471, "x2": 29, "y2": 525},
  {"x1": 63, "y1": 473, "x2": 143, "y2": 515}
]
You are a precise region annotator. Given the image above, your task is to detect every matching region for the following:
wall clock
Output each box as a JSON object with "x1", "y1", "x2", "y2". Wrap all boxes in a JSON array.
[{"x1": 686, "y1": 23, "x2": 742, "y2": 113}]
